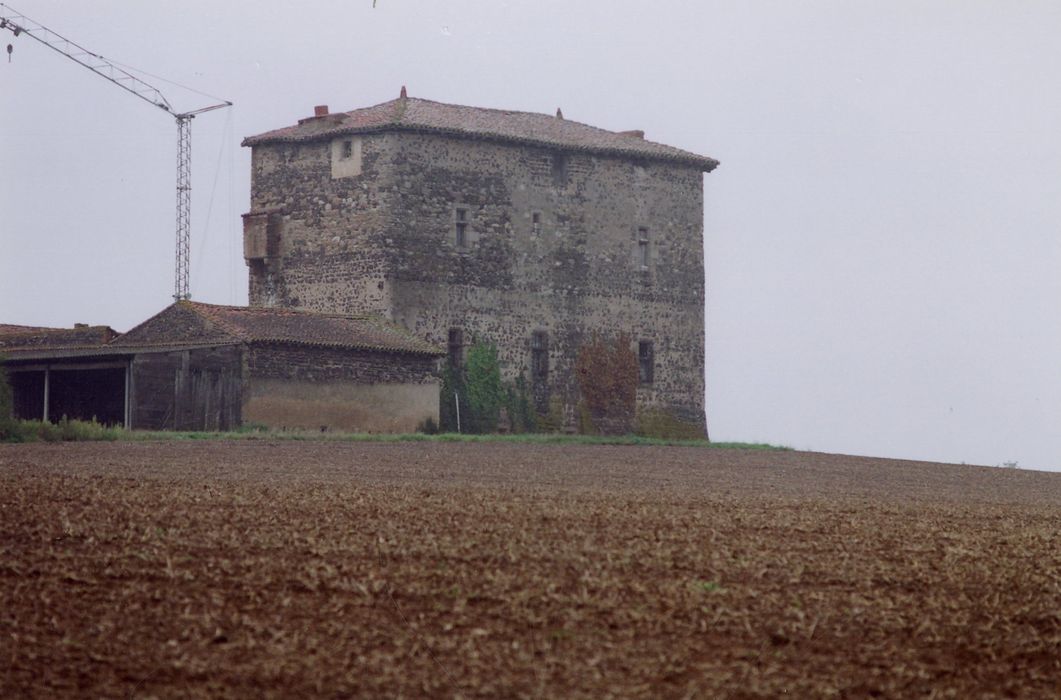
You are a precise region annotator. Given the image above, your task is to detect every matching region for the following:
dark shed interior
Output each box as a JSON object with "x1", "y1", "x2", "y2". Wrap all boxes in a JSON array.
[{"x1": 8, "y1": 365, "x2": 125, "y2": 426}]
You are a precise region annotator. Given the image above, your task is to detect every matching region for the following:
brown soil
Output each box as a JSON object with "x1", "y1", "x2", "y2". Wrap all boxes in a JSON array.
[{"x1": 2, "y1": 441, "x2": 1060, "y2": 698}]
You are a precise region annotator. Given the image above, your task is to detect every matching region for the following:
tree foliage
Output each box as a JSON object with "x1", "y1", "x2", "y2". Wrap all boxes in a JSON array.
[
  {"x1": 464, "y1": 341, "x2": 503, "y2": 434},
  {"x1": 439, "y1": 341, "x2": 505, "y2": 434},
  {"x1": 504, "y1": 374, "x2": 538, "y2": 434},
  {"x1": 575, "y1": 332, "x2": 638, "y2": 435}
]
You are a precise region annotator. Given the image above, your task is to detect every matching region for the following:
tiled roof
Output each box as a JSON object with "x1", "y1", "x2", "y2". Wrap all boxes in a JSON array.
[
  {"x1": 0, "y1": 325, "x2": 118, "y2": 352},
  {"x1": 242, "y1": 94, "x2": 719, "y2": 171},
  {"x1": 0, "y1": 323, "x2": 58, "y2": 335},
  {"x1": 113, "y1": 302, "x2": 443, "y2": 356}
]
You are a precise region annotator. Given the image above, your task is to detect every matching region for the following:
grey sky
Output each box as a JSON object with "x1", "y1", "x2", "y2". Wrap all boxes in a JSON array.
[{"x1": 2, "y1": 1, "x2": 1058, "y2": 470}]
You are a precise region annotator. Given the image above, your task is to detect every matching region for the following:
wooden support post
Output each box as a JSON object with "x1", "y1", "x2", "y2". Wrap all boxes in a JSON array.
[
  {"x1": 123, "y1": 361, "x2": 132, "y2": 429},
  {"x1": 42, "y1": 367, "x2": 50, "y2": 422}
]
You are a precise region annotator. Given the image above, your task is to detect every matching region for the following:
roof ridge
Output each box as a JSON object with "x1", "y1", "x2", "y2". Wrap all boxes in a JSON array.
[
  {"x1": 6, "y1": 325, "x2": 111, "y2": 334},
  {"x1": 392, "y1": 96, "x2": 408, "y2": 122},
  {"x1": 194, "y1": 301, "x2": 379, "y2": 322},
  {"x1": 399, "y1": 96, "x2": 558, "y2": 120},
  {"x1": 107, "y1": 305, "x2": 178, "y2": 342},
  {"x1": 182, "y1": 301, "x2": 251, "y2": 341},
  {"x1": 243, "y1": 95, "x2": 718, "y2": 171},
  {"x1": 329, "y1": 96, "x2": 401, "y2": 116},
  {"x1": 383, "y1": 96, "x2": 635, "y2": 140}
]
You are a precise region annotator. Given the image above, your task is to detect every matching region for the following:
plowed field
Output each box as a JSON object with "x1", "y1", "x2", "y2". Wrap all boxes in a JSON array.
[{"x1": 2, "y1": 441, "x2": 1060, "y2": 698}]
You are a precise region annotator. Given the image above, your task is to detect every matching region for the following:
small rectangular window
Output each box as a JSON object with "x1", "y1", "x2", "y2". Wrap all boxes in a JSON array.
[
  {"x1": 551, "y1": 153, "x2": 569, "y2": 186},
  {"x1": 455, "y1": 208, "x2": 468, "y2": 248},
  {"x1": 531, "y1": 331, "x2": 549, "y2": 380},
  {"x1": 532, "y1": 212, "x2": 541, "y2": 236},
  {"x1": 331, "y1": 136, "x2": 362, "y2": 178},
  {"x1": 448, "y1": 328, "x2": 463, "y2": 369},
  {"x1": 638, "y1": 228, "x2": 650, "y2": 270},
  {"x1": 638, "y1": 340, "x2": 654, "y2": 384}
]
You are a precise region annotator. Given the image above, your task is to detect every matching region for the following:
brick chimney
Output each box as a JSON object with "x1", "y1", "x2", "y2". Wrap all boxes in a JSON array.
[
  {"x1": 314, "y1": 105, "x2": 329, "y2": 117},
  {"x1": 620, "y1": 129, "x2": 645, "y2": 139}
]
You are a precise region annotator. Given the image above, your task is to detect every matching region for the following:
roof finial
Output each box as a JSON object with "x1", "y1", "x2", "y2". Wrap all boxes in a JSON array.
[
  {"x1": 556, "y1": 107, "x2": 563, "y2": 119},
  {"x1": 400, "y1": 85, "x2": 407, "y2": 99}
]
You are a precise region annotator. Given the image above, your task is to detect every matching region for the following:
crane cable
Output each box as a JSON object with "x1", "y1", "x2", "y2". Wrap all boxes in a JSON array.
[
  {"x1": 102, "y1": 55, "x2": 230, "y2": 111},
  {"x1": 192, "y1": 106, "x2": 234, "y2": 295}
]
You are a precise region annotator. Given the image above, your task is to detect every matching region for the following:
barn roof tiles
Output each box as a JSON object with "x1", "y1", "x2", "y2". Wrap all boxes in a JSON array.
[
  {"x1": 0, "y1": 323, "x2": 58, "y2": 335},
  {"x1": 112, "y1": 302, "x2": 443, "y2": 356},
  {"x1": 0, "y1": 325, "x2": 119, "y2": 352},
  {"x1": 2, "y1": 304, "x2": 442, "y2": 361},
  {"x1": 242, "y1": 94, "x2": 719, "y2": 171}
]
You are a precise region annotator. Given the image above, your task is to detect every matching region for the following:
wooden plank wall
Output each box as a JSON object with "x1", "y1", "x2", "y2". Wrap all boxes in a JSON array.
[{"x1": 130, "y1": 346, "x2": 243, "y2": 431}]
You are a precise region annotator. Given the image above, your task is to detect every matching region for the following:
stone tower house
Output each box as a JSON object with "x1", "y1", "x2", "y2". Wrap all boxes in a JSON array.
[{"x1": 241, "y1": 91, "x2": 719, "y2": 435}]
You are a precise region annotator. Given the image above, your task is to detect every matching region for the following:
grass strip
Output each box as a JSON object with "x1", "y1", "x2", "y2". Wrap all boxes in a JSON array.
[{"x1": 2, "y1": 418, "x2": 787, "y2": 450}]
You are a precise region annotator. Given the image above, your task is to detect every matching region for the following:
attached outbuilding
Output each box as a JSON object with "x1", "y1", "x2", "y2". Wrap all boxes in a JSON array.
[
  {"x1": 1, "y1": 302, "x2": 443, "y2": 432},
  {"x1": 0, "y1": 324, "x2": 124, "y2": 425}
]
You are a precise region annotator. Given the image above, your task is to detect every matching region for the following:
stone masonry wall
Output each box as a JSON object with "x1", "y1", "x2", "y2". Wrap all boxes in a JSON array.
[
  {"x1": 246, "y1": 130, "x2": 707, "y2": 434},
  {"x1": 246, "y1": 138, "x2": 394, "y2": 313},
  {"x1": 243, "y1": 343, "x2": 439, "y2": 433},
  {"x1": 246, "y1": 343, "x2": 438, "y2": 385}
]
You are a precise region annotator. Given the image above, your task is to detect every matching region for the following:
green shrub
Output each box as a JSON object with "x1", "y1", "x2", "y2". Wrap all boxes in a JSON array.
[
  {"x1": 37, "y1": 419, "x2": 63, "y2": 442},
  {"x1": 636, "y1": 408, "x2": 707, "y2": 440},
  {"x1": 536, "y1": 395, "x2": 566, "y2": 433},
  {"x1": 504, "y1": 374, "x2": 537, "y2": 434},
  {"x1": 464, "y1": 342, "x2": 503, "y2": 434},
  {"x1": 4, "y1": 417, "x2": 123, "y2": 442},
  {"x1": 58, "y1": 416, "x2": 121, "y2": 441},
  {"x1": 440, "y1": 342, "x2": 504, "y2": 435}
]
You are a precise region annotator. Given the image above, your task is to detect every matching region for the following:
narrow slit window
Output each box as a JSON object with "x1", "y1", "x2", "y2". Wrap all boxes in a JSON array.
[
  {"x1": 532, "y1": 212, "x2": 541, "y2": 236},
  {"x1": 638, "y1": 340, "x2": 654, "y2": 384},
  {"x1": 551, "y1": 153, "x2": 569, "y2": 186},
  {"x1": 531, "y1": 331, "x2": 549, "y2": 381},
  {"x1": 341, "y1": 140, "x2": 353, "y2": 159},
  {"x1": 448, "y1": 328, "x2": 464, "y2": 370},
  {"x1": 637, "y1": 228, "x2": 650, "y2": 270},
  {"x1": 455, "y1": 208, "x2": 468, "y2": 248}
]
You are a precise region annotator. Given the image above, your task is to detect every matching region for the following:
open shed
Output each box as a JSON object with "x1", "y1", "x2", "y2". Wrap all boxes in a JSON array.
[
  {"x1": 2, "y1": 303, "x2": 443, "y2": 432},
  {"x1": 0, "y1": 324, "x2": 126, "y2": 425}
]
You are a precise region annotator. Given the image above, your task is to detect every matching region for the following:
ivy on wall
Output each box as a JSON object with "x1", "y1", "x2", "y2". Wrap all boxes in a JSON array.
[
  {"x1": 464, "y1": 342, "x2": 503, "y2": 434},
  {"x1": 439, "y1": 341, "x2": 505, "y2": 434},
  {"x1": 575, "y1": 332, "x2": 638, "y2": 435},
  {"x1": 505, "y1": 373, "x2": 537, "y2": 434}
]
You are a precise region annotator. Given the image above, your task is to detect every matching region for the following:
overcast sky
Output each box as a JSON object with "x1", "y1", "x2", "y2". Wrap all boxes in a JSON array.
[{"x1": 1, "y1": 1, "x2": 1058, "y2": 470}]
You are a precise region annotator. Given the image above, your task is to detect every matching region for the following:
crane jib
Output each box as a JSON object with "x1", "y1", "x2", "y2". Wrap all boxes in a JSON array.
[{"x1": 1, "y1": 3, "x2": 232, "y2": 301}]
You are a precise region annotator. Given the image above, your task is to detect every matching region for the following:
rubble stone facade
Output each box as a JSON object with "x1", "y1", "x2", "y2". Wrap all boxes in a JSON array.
[{"x1": 242, "y1": 95, "x2": 718, "y2": 435}]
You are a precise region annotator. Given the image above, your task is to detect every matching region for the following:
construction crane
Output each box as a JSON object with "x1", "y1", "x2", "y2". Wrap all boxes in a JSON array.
[{"x1": 1, "y1": 4, "x2": 231, "y2": 301}]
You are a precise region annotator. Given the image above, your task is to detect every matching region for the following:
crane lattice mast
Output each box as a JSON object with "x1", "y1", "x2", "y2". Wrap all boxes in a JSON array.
[{"x1": 1, "y1": 4, "x2": 231, "y2": 300}]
